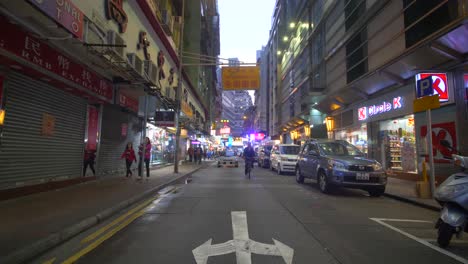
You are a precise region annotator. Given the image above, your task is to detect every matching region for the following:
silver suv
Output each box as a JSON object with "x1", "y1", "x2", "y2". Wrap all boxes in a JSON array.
[{"x1": 296, "y1": 139, "x2": 387, "y2": 197}]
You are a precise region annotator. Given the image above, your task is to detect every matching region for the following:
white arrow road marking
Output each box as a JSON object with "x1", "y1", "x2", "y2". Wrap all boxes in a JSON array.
[{"x1": 192, "y1": 211, "x2": 294, "y2": 264}]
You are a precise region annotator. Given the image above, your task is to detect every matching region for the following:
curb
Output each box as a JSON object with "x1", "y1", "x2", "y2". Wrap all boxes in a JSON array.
[
  {"x1": 383, "y1": 193, "x2": 441, "y2": 212},
  {"x1": 2, "y1": 164, "x2": 208, "y2": 264}
]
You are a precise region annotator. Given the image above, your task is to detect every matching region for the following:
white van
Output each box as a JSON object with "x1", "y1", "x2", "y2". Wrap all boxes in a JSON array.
[{"x1": 270, "y1": 144, "x2": 301, "y2": 175}]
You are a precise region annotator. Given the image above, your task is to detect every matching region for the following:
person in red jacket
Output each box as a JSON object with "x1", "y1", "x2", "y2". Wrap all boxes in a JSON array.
[
  {"x1": 138, "y1": 137, "x2": 152, "y2": 179},
  {"x1": 121, "y1": 142, "x2": 137, "y2": 177}
]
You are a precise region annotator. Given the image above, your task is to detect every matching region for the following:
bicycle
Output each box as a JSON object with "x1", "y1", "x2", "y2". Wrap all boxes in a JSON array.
[{"x1": 245, "y1": 158, "x2": 254, "y2": 179}]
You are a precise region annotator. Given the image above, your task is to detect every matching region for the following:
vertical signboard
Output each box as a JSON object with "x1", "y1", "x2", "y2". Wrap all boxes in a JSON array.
[{"x1": 86, "y1": 105, "x2": 99, "y2": 150}]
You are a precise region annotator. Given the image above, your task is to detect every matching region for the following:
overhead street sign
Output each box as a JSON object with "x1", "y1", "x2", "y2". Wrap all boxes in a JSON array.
[
  {"x1": 413, "y1": 94, "x2": 440, "y2": 113},
  {"x1": 192, "y1": 211, "x2": 294, "y2": 264},
  {"x1": 222, "y1": 66, "x2": 260, "y2": 90}
]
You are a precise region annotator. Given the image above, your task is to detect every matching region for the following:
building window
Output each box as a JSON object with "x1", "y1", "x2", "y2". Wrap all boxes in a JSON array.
[
  {"x1": 346, "y1": 29, "x2": 368, "y2": 83},
  {"x1": 403, "y1": 0, "x2": 459, "y2": 48},
  {"x1": 344, "y1": 0, "x2": 366, "y2": 31}
]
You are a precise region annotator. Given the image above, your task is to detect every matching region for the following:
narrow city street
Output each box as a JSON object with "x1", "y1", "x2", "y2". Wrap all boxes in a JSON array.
[{"x1": 34, "y1": 161, "x2": 467, "y2": 264}]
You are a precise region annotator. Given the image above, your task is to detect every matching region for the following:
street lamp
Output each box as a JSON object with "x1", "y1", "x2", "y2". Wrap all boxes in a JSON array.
[{"x1": 325, "y1": 117, "x2": 335, "y2": 132}]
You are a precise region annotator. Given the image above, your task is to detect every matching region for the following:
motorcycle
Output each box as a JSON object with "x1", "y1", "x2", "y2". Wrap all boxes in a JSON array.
[{"x1": 434, "y1": 148, "x2": 468, "y2": 248}]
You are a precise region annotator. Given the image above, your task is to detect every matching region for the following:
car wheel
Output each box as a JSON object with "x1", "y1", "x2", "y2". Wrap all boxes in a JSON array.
[
  {"x1": 368, "y1": 187, "x2": 385, "y2": 197},
  {"x1": 318, "y1": 171, "x2": 331, "y2": 194},
  {"x1": 296, "y1": 167, "x2": 304, "y2": 184},
  {"x1": 277, "y1": 163, "x2": 282, "y2": 175}
]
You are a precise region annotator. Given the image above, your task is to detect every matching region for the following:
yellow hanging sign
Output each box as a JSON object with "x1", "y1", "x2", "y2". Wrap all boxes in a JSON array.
[{"x1": 222, "y1": 66, "x2": 260, "y2": 90}]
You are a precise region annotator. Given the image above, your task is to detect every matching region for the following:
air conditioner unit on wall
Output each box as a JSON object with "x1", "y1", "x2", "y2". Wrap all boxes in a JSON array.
[
  {"x1": 107, "y1": 30, "x2": 126, "y2": 61},
  {"x1": 144, "y1": 60, "x2": 158, "y2": 84},
  {"x1": 161, "y1": 10, "x2": 174, "y2": 36},
  {"x1": 127, "y1": 53, "x2": 145, "y2": 78}
]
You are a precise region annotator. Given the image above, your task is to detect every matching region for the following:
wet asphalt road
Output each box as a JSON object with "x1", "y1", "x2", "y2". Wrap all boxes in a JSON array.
[{"x1": 73, "y1": 162, "x2": 467, "y2": 264}]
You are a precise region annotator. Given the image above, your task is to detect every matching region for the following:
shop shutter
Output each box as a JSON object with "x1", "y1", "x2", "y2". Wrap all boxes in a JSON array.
[
  {"x1": 0, "y1": 72, "x2": 87, "y2": 189},
  {"x1": 97, "y1": 105, "x2": 142, "y2": 176}
]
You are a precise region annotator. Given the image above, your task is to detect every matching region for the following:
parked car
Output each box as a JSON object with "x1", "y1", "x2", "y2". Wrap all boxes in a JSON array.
[
  {"x1": 258, "y1": 145, "x2": 273, "y2": 168},
  {"x1": 217, "y1": 150, "x2": 239, "y2": 167},
  {"x1": 270, "y1": 144, "x2": 301, "y2": 175},
  {"x1": 295, "y1": 139, "x2": 386, "y2": 196}
]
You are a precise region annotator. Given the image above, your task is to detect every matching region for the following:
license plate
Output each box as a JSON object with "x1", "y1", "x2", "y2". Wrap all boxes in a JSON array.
[{"x1": 356, "y1": 172, "x2": 370, "y2": 180}]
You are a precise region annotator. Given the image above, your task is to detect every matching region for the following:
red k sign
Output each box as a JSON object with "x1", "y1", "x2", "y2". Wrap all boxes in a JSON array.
[
  {"x1": 358, "y1": 107, "x2": 367, "y2": 121},
  {"x1": 420, "y1": 122, "x2": 457, "y2": 163},
  {"x1": 415, "y1": 73, "x2": 449, "y2": 102}
]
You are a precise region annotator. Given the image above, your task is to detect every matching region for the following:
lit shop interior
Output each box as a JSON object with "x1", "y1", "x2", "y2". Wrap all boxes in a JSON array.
[{"x1": 377, "y1": 115, "x2": 417, "y2": 174}]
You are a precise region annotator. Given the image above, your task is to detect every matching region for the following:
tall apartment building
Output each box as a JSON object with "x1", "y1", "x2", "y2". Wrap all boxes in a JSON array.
[
  {"x1": 254, "y1": 47, "x2": 269, "y2": 133},
  {"x1": 265, "y1": 0, "x2": 468, "y2": 178}
]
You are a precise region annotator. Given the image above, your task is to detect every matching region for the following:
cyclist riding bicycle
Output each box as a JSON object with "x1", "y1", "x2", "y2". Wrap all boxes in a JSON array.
[{"x1": 243, "y1": 142, "x2": 256, "y2": 176}]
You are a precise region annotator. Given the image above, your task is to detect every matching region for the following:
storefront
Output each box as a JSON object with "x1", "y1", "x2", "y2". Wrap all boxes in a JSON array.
[
  {"x1": 0, "y1": 15, "x2": 114, "y2": 189},
  {"x1": 146, "y1": 123, "x2": 175, "y2": 165},
  {"x1": 335, "y1": 123, "x2": 368, "y2": 154},
  {"x1": 338, "y1": 84, "x2": 417, "y2": 176}
]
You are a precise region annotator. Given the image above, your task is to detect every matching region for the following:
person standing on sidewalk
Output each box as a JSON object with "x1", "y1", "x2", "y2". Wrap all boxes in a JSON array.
[
  {"x1": 196, "y1": 146, "x2": 202, "y2": 164},
  {"x1": 188, "y1": 146, "x2": 194, "y2": 162},
  {"x1": 121, "y1": 142, "x2": 136, "y2": 178},
  {"x1": 83, "y1": 149, "x2": 96, "y2": 176},
  {"x1": 143, "y1": 137, "x2": 152, "y2": 180}
]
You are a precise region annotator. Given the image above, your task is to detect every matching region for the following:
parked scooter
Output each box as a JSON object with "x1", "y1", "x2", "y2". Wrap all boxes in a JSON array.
[{"x1": 434, "y1": 145, "x2": 468, "y2": 248}]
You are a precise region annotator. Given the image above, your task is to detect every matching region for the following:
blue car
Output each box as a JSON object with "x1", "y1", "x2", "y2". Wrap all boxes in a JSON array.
[{"x1": 295, "y1": 139, "x2": 387, "y2": 197}]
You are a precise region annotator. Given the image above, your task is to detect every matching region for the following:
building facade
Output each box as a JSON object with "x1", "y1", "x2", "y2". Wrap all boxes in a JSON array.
[
  {"x1": 0, "y1": 0, "x2": 219, "y2": 194},
  {"x1": 264, "y1": 0, "x2": 468, "y2": 179}
]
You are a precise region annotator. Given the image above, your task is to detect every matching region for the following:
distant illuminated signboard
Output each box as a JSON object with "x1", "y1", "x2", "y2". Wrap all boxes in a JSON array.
[
  {"x1": 220, "y1": 127, "x2": 231, "y2": 134},
  {"x1": 415, "y1": 73, "x2": 449, "y2": 102}
]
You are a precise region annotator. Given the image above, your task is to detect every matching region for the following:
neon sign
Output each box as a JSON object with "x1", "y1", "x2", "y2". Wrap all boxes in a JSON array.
[
  {"x1": 220, "y1": 127, "x2": 231, "y2": 134},
  {"x1": 358, "y1": 96, "x2": 403, "y2": 121}
]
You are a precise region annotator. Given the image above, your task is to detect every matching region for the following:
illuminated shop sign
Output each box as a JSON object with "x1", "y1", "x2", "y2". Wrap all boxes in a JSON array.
[
  {"x1": 358, "y1": 97, "x2": 403, "y2": 121},
  {"x1": 415, "y1": 73, "x2": 449, "y2": 102},
  {"x1": 220, "y1": 127, "x2": 231, "y2": 134}
]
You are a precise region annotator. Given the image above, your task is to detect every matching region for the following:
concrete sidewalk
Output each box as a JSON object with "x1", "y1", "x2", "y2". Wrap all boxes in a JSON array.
[
  {"x1": 384, "y1": 177, "x2": 441, "y2": 211},
  {"x1": 0, "y1": 161, "x2": 212, "y2": 264}
]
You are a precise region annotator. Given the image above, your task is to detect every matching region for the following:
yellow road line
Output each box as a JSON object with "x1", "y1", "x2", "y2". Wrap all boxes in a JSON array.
[
  {"x1": 42, "y1": 257, "x2": 56, "y2": 264},
  {"x1": 80, "y1": 196, "x2": 157, "y2": 244},
  {"x1": 63, "y1": 207, "x2": 148, "y2": 264}
]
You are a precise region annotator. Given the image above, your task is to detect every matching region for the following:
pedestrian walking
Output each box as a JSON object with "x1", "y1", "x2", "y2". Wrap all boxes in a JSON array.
[
  {"x1": 83, "y1": 149, "x2": 96, "y2": 176},
  {"x1": 188, "y1": 146, "x2": 194, "y2": 162},
  {"x1": 121, "y1": 142, "x2": 136, "y2": 178},
  {"x1": 203, "y1": 148, "x2": 207, "y2": 161},
  {"x1": 196, "y1": 146, "x2": 202, "y2": 164},
  {"x1": 143, "y1": 137, "x2": 152, "y2": 179}
]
